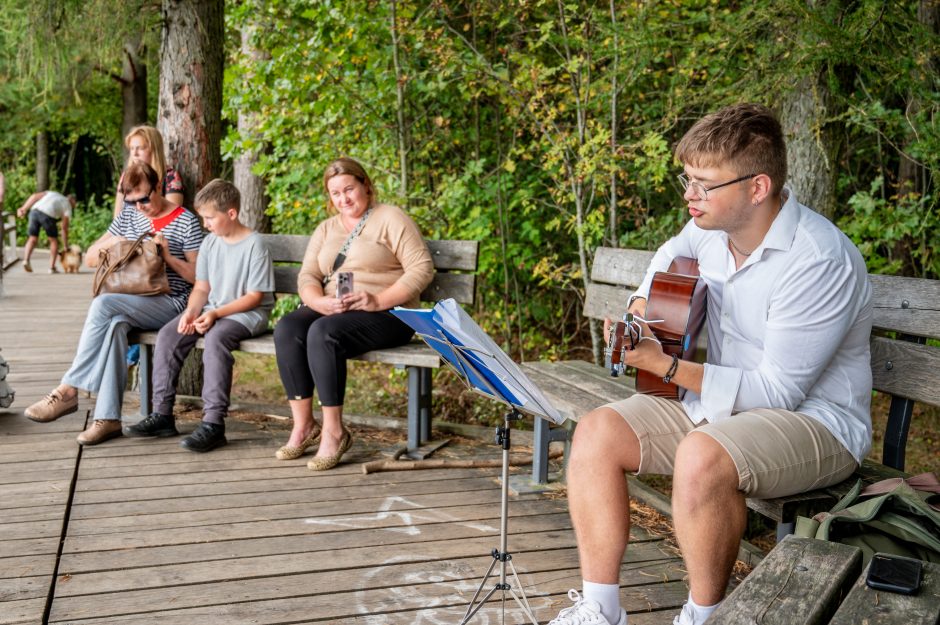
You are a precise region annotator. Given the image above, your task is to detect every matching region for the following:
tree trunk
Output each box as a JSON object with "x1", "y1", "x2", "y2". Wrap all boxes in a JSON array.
[
  {"x1": 779, "y1": 74, "x2": 839, "y2": 220},
  {"x1": 608, "y1": 0, "x2": 619, "y2": 247},
  {"x1": 36, "y1": 131, "x2": 50, "y2": 192},
  {"x1": 121, "y1": 37, "x2": 149, "y2": 152},
  {"x1": 158, "y1": 0, "x2": 223, "y2": 395},
  {"x1": 390, "y1": 0, "x2": 409, "y2": 203},
  {"x1": 233, "y1": 24, "x2": 269, "y2": 232},
  {"x1": 157, "y1": 0, "x2": 225, "y2": 210}
]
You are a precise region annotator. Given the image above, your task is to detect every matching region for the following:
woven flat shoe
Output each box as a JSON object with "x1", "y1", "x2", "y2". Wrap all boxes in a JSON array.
[
  {"x1": 306, "y1": 428, "x2": 353, "y2": 471},
  {"x1": 275, "y1": 427, "x2": 322, "y2": 460}
]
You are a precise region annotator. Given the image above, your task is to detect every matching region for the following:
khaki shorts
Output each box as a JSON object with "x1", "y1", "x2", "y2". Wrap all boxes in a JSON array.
[{"x1": 605, "y1": 394, "x2": 857, "y2": 499}]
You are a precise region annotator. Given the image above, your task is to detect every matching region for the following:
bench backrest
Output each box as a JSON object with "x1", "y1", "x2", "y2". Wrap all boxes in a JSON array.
[
  {"x1": 584, "y1": 246, "x2": 940, "y2": 468},
  {"x1": 261, "y1": 234, "x2": 479, "y2": 305}
]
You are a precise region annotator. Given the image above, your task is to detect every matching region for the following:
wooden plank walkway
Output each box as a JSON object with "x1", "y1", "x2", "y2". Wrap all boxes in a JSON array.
[{"x1": 0, "y1": 252, "x2": 686, "y2": 624}]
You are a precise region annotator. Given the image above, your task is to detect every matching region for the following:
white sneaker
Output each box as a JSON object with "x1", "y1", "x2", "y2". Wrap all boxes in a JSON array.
[
  {"x1": 672, "y1": 602, "x2": 695, "y2": 625},
  {"x1": 548, "y1": 589, "x2": 627, "y2": 625}
]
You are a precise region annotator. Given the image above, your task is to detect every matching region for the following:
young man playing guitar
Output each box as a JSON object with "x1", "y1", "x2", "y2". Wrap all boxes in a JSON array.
[{"x1": 548, "y1": 103, "x2": 873, "y2": 625}]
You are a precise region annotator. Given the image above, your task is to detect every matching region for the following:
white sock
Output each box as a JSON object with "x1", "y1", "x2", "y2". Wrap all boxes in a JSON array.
[
  {"x1": 687, "y1": 593, "x2": 720, "y2": 624},
  {"x1": 583, "y1": 581, "x2": 624, "y2": 624}
]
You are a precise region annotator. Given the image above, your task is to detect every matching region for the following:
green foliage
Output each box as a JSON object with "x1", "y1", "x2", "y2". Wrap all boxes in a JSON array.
[
  {"x1": 221, "y1": 0, "x2": 940, "y2": 364},
  {"x1": 839, "y1": 178, "x2": 940, "y2": 278},
  {"x1": 66, "y1": 197, "x2": 114, "y2": 250}
]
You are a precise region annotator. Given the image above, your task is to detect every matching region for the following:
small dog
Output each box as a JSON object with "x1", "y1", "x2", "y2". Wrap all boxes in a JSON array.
[{"x1": 59, "y1": 245, "x2": 83, "y2": 274}]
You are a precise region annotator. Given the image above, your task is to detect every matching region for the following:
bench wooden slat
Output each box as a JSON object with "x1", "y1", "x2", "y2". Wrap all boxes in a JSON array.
[
  {"x1": 711, "y1": 535, "x2": 862, "y2": 625},
  {"x1": 262, "y1": 234, "x2": 310, "y2": 262},
  {"x1": 828, "y1": 558, "x2": 940, "y2": 625},
  {"x1": 133, "y1": 332, "x2": 442, "y2": 368},
  {"x1": 871, "y1": 273, "x2": 940, "y2": 340},
  {"x1": 871, "y1": 336, "x2": 940, "y2": 408},
  {"x1": 583, "y1": 283, "x2": 632, "y2": 321},
  {"x1": 426, "y1": 240, "x2": 479, "y2": 271},
  {"x1": 591, "y1": 247, "x2": 654, "y2": 286},
  {"x1": 263, "y1": 234, "x2": 479, "y2": 271},
  {"x1": 420, "y1": 273, "x2": 476, "y2": 304},
  {"x1": 519, "y1": 363, "x2": 624, "y2": 422}
]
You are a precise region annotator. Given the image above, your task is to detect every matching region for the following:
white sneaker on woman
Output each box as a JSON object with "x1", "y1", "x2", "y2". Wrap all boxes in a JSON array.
[{"x1": 548, "y1": 589, "x2": 627, "y2": 625}]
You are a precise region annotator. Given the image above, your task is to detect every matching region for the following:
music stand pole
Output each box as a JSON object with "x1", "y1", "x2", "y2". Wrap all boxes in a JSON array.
[
  {"x1": 398, "y1": 316, "x2": 550, "y2": 625},
  {"x1": 458, "y1": 403, "x2": 539, "y2": 625}
]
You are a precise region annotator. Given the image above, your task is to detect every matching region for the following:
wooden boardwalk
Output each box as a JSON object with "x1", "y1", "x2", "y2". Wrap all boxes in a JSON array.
[{"x1": 0, "y1": 253, "x2": 686, "y2": 624}]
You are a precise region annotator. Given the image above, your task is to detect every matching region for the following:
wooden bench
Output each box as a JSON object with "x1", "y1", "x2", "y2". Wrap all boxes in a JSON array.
[
  {"x1": 525, "y1": 246, "x2": 940, "y2": 537},
  {"x1": 711, "y1": 535, "x2": 940, "y2": 625},
  {"x1": 134, "y1": 233, "x2": 478, "y2": 453}
]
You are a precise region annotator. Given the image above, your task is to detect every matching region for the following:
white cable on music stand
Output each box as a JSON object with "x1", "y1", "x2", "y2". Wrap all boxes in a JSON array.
[{"x1": 391, "y1": 300, "x2": 564, "y2": 625}]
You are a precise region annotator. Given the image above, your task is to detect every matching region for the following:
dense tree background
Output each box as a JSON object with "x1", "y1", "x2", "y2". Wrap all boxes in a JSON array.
[{"x1": 2, "y1": 0, "x2": 938, "y2": 362}]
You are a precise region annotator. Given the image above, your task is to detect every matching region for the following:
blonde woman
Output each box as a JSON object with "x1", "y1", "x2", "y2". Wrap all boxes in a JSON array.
[
  {"x1": 272, "y1": 158, "x2": 434, "y2": 470},
  {"x1": 113, "y1": 125, "x2": 185, "y2": 218}
]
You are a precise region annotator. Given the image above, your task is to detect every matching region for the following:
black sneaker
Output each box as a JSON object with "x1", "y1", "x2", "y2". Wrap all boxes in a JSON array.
[
  {"x1": 123, "y1": 413, "x2": 179, "y2": 437},
  {"x1": 180, "y1": 422, "x2": 227, "y2": 453}
]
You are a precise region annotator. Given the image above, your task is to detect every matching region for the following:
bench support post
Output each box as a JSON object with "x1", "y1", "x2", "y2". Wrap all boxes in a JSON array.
[
  {"x1": 138, "y1": 343, "x2": 153, "y2": 417},
  {"x1": 531, "y1": 418, "x2": 569, "y2": 484},
  {"x1": 407, "y1": 366, "x2": 432, "y2": 449},
  {"x1": 883, "y1": 334, "x2": 926, "y2": 470}
]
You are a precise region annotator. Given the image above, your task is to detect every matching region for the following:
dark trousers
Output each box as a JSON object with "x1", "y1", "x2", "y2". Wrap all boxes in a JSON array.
[
  {"x1": 273, "y1": 306, "x2": 415, "y2": 406},
  {"x1": 151, "y1": 314, "x2": 252, "y2": 424}
]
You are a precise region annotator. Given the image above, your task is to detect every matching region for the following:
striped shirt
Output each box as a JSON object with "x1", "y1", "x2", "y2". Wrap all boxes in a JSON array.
[{"x1": 108, "y1": 207, "x2": 203, "y2": 310}]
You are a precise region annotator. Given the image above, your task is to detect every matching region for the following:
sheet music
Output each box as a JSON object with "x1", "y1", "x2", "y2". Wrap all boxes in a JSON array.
[{"x1": 392, "y1": 300, "x2": 564, "y2": 425}]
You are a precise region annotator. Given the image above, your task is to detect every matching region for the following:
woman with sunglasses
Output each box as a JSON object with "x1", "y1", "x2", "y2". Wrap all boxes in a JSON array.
[{"x1": 24, "y1": 161, "x2": 203, "y2": 446}]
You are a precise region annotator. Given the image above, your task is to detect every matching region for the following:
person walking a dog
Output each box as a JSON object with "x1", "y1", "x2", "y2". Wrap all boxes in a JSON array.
[{"x1": 16, "y1": 189, "x2": 75, "y2": 274}]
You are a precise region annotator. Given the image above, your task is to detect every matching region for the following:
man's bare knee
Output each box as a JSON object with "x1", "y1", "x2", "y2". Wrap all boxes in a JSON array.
[
  {"x1": 673, "y1": 433, "x2": 739, "y2": 506},
  {"x1": 569, "y1": 407, "x2": 640, "y2": 473}
]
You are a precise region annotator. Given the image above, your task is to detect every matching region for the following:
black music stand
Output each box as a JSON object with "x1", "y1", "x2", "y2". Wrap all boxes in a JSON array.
[{"x1": 392, "y1": 299, "x2": 563, "y2": 625}]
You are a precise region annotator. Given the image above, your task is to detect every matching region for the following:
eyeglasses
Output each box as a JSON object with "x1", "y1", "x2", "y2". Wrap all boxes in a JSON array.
[{"x1": 677, "y1": 173, "x2": 756, "y2": 201}]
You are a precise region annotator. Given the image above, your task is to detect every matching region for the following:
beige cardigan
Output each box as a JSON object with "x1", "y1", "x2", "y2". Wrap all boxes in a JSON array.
[{"x1": 297, "y1": 203, "x2": 434, "y2": 308}]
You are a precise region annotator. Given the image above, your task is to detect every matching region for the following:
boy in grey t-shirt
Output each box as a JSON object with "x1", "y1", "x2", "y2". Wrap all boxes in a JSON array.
[{"x1": 125, "y1": 179, "x2": 275, "y2": 452}]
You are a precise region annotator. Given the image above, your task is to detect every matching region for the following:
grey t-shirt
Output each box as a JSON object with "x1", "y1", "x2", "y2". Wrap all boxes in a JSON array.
[{"x1": 195, "y1": 232, "x2": 275, "y2": 335}]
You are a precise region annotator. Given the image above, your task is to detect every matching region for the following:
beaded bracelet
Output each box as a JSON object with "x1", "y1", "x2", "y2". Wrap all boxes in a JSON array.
[{"x1": 663, "y1": 354, "x2": 680, "y2": 384}]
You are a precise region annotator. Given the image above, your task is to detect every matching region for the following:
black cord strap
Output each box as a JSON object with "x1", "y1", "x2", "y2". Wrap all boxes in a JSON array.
[{"x1": 663, "y1": 354, "x2": 680, "y2": 384}]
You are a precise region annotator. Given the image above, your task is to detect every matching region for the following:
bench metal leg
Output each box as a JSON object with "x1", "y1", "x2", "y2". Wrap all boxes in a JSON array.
[
  {"x1": 776, "y1": 521, "x2": 795, "y2": 543},
  {"x1": 407, "y1": 366, "x2": 432, "y2": 449},
  {"x1": 138, "y1": 343, "x2": 153, "y2": 417},
  {"x1": 531, "y1": 418, "x2": 571, "y2": 485}
]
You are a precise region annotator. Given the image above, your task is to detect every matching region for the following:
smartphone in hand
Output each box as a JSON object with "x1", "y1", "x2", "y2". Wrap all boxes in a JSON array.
[
  {"x1": 865, "y1": 553, "x2": 923, "y2": 595},
  {"x1": 336, "y1": 271, "x2": 354, "y2": 298}
]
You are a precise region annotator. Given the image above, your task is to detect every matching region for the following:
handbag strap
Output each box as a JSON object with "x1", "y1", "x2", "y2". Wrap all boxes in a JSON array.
[
  {"x1": 92, "y1": 231, "x2": 152, "y2": 295},
  {"x1": 323, "y1": 207, "x2": 372, "y2": 286}
]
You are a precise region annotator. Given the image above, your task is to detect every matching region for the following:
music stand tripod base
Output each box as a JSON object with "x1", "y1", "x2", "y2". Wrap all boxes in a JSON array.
[{"x1": 459, "y1": 408, "x2": 539, "y2": 625}]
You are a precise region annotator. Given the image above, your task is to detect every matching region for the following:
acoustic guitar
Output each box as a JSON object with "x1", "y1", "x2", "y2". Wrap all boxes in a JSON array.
[{"x1": 605, "y1": 257, "x2": 707, "y2": 400}]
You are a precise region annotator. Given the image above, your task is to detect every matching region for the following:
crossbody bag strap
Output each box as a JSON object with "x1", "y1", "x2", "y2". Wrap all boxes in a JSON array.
[
  {"x1": 323, "y1": 207, "x2": 373, "y2": 286},
  {"x1": 92, "y1": 231, "x2": 151, "y2": 295}
]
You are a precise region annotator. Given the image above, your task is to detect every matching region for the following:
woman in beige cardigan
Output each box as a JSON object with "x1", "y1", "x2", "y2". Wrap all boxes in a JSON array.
[{"x1": 273, "y1": 158, "x2": 434, "y2": 470}]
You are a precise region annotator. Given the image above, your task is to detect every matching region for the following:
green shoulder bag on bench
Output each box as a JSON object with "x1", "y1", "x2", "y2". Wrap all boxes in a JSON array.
[{"x1": 794, "y1": 473, "x2": 940, "y2": 566}]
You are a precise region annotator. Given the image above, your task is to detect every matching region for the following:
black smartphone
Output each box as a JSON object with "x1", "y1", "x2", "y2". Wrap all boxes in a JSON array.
[
  {"x1": 865, "y1": 553, "x2": 923, "y2": 595},
  {"x1": 336, "y1": 271, "x2": 354, "y2": 298}
]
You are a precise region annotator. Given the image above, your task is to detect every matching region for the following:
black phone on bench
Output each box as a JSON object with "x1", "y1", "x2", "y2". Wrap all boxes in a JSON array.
[{"x1": 865, "y1": 552, "x2": 923, "y2": 595}]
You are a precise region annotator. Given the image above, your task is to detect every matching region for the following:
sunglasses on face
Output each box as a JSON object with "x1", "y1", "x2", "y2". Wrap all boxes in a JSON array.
[{"x1": 122, "y1": 190, "x2": 153, "y2": 210}]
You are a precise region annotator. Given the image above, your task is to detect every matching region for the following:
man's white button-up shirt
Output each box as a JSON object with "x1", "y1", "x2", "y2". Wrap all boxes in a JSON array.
[{"x1": 632, "y1": 188, "x2": 873, "y2": 463}]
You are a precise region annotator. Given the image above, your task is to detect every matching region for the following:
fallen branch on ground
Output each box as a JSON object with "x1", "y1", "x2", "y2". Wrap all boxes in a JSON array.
[{"x1": 361, "y1": 449, "x2": 563, "y2": 474}]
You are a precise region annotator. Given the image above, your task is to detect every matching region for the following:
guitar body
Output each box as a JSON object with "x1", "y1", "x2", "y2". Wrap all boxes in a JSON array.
[
  {"x1": 605, "y1": 257, "x2": 707, "y2": 400},
  {"x1": 636, "y1": 257, "x2": 707, "y2": 399}
]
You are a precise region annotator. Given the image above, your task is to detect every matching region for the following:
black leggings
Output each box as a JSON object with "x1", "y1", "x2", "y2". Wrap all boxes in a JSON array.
[{"x1": 273, "y1": 306, "x2": 415, "y2": 406}]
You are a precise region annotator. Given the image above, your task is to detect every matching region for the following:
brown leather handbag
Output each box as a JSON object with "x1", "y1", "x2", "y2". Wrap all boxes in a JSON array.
[{"x1": 92, "y1": 232, "x2": 170, "y2": 297}]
